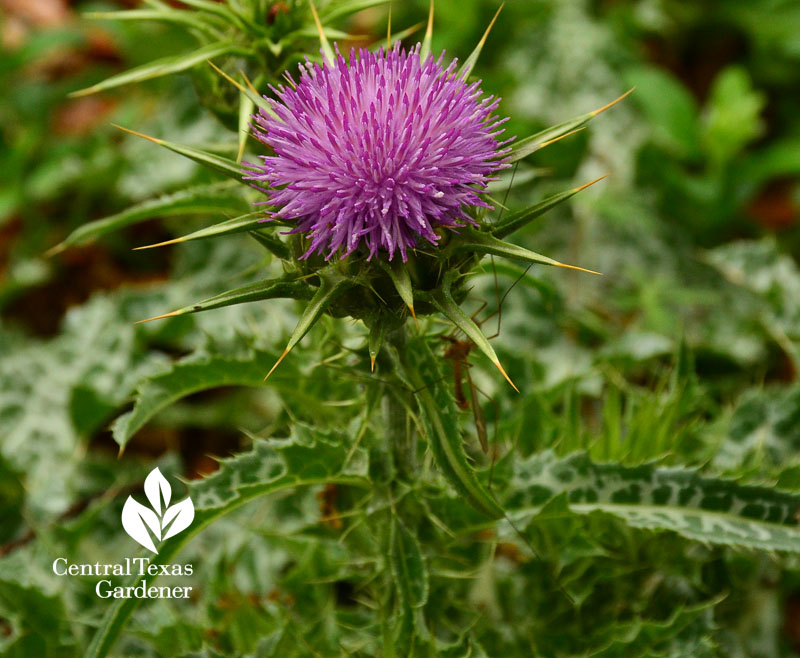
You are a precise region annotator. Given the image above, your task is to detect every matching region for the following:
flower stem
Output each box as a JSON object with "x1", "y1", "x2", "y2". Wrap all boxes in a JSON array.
[{"x1": 385, "y1": 324, "x2": 416, "y2": 480}]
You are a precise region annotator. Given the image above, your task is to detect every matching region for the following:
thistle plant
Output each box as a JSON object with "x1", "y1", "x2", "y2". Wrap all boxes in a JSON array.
[
  {"x1": 60, "y1": 2, "x2": 620, "y2": 388},
  {"x1": 13, "y1": 2, "x2": 800, "y2": 656},
  {"x1": 53, "y1": 2, "x2": 641, "y2": 654}
]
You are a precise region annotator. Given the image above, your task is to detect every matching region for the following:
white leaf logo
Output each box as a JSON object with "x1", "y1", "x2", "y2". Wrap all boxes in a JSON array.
[
  {"x1": 144, "y1": 467, "x2": 171, "y2": 515},
  {"x1": 121, "y1": 497, "x2": 161, "y2": 553},
  {"x1": 162, "y1": 498, "x2": 194, "y2": 540},
  {"x1": 122, "y1": 467, "x2": 195, "y2": 553}
]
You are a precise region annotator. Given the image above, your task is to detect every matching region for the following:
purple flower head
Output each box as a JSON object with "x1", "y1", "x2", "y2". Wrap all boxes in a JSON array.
[{"x1": 246, "y1": 42, "x2": 511, "y2": 262}]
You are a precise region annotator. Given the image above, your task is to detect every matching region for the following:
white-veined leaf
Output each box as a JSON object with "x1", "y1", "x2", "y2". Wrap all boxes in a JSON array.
[
  {"x1": 507, "y1": 451, "x2": 800, "y2": 552},
  {"x1": 87, "y1": 427, "x2": 370, "y2": 658}
]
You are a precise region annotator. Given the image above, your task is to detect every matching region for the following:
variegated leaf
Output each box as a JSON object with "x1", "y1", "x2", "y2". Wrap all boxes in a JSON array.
[
  {"x1": 507, "y1": 452, "x2": 800, "y2": 552},
  {"x1": 86, "y1": 426, "x2": 369, "y2": 658}
]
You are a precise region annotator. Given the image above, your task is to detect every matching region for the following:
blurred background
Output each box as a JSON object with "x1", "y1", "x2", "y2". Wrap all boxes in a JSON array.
[{"x1": 2, "y1": 0, "x2": 800, "y2": 655}]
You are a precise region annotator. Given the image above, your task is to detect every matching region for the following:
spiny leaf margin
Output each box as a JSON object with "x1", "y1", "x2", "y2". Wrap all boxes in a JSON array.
[{"x1": 507, "y1": 451, "x2": 800, "y2": 553}]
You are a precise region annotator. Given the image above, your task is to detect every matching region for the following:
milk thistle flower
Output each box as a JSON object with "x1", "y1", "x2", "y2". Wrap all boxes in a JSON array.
[{"x1": 246, "y1": 42, "x2": 511, "y2": 262}]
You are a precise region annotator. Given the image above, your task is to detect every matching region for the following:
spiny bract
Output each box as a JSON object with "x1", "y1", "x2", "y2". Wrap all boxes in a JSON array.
[{"x1": 246, "y1": 42, "x2": 511, "y2": 262}]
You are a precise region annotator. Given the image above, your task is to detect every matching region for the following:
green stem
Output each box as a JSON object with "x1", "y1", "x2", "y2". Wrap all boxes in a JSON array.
[
  {"x1": 385, "y1": 325, "x2": 416, "y2": 480},
  {"x1": 393, "y1": 332, "x2": 504, "y2": 519}
]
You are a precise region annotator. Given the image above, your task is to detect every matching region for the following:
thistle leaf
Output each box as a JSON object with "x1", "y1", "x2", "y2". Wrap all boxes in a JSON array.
[
  {"x1": 387, "y1": 21, "x2": 425, "y2": 47},
  {"x1": 207, "y1": 62, "x2": 279, "y2": 119},
  {"x1": 71, "y1": 41, "x2": 237, "y2": 97},
  {"x1": 113, "y1": 125, "x2": 243, "y2": 180},
  {"x1": 452, "y1": 228, "x2": 601, "y2": 275},
  {"x1": 486, "y1": 165, "x2": 543, "y2": 192},
  {"x1": 86, "y1": 9, "x2": 222, "y2": 35},
  {"x1": 265, "y1": 275, "x2": 353, "y2": 380},
  {"x1": 86, "y1": 429, "x2": 369, "y2": 658},
  {"x1": 386, "y1": 2, "x2": 392, "y2": 49},
  {"x1": 420, "y1": 0, "x2": 434, "y2": 62},
  {"x1": 492, "y1": 176, "x2": 608, "y2": 238},
  {"x1": 136, "y1": 275, "x2": 312, "y2": 324},
  {"x1": 133, "y1": 212, "x2": 264, "y2": 250},
  {"x1": 309, "y1": 2, "x2": 335, "y2": 66},
  {"x1": 282, "y1": 26, "x2": 353, "y2": 43},
  {"x1": 366, "y1": 313, "x2": 391, "y2": 372},
  {"x1": 457, "y1": 3, "x2": 503, "y2": 81},
  {"x1": 248, "y1": 230, "x2": 291, "y2": 260},
  {"x1": 430, "y1": 271, "x2": 518, "y2": 391},
  {"x1": 174, "y1": 0, "x2": 246, "y2": 27},
  {"x1": 378, "y1": 259, "x2": 416, "y2": 320},
  {"x1": 393, "y1": 334, "x2": 504, "y2": 519},
  {"x1": 389, "y1": 515, "x2": 429, "y2": 609},
  {"x1": 509, "y1": 89, "x2": 633, "y2": 163},
  {"x1": 111, "y1": 350, "x2": 296, "y2": 450},
  {"x1": 322, "y1": 0, "x2": 391, "y2": 22},
  {"x1": 237, "y1": 91, "x2": 254, "y2": 162},
  {"x1": 507, "y1": 451, "x2": 800, "y2": 553},
  {"x1": 46, "y1": 182, "x2": 246, "y2": 255}
]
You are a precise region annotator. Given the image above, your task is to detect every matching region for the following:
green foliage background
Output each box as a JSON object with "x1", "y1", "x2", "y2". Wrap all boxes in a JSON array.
[{"x1": 2, "y1": 0, "x2": 800, "y2": 656}]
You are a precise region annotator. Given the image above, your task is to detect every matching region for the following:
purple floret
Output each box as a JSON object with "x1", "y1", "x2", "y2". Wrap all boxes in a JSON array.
[{"x1": 245, "y1": 42, "x2": 511, "y2": 262}]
